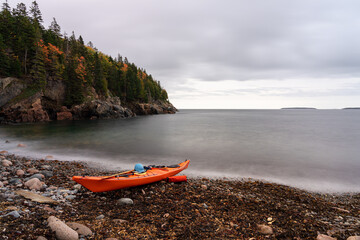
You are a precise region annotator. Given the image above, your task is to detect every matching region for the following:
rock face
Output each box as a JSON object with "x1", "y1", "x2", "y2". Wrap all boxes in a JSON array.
[
  {"x1": 56, "y1": 107, "x2": 73, "y2": 121},
  {"x1": 0, "y1": 77, "x2": 26, "y2": 108},
  {"x1": 130, "y1": 101, "x2": 177, "y2": 115},
  {"x1": 1, "y1": 93, "x2": 50, "y2": 123},
  {"x1": 71, "y1": 97, "x2": 134, "y2": 120},
  {"x1": 0, "y1": 77, "x2": 176, "y2": 123},
  {"x1": 43, "y1": 78, "x2": 66, "y2": 104}
]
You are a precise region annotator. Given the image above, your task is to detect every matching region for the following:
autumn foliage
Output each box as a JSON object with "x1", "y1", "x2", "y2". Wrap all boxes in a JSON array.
[{"x1": 0, "y1": 1, "x2": 170, "y2": 106}]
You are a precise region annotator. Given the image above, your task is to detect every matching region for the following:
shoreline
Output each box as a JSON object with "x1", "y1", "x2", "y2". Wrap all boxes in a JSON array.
[{"x1": 1, "y1": 152, "x2": 359, "y2": 239}]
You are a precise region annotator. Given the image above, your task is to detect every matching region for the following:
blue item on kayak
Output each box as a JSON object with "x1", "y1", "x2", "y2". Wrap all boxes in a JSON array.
[{"x1": 134, "y1": 163, "x2": 146, "y2": 173}]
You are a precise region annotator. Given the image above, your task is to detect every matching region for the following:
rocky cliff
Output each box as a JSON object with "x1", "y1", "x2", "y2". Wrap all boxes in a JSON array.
[{"x1": 0, "y1": 77, "x2": 177, "y2": 124}]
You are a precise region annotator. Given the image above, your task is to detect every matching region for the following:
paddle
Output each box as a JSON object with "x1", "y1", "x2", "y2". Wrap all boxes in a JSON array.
[{"x1": 101, "y1": 170, "x2": 134, "y2": 180}]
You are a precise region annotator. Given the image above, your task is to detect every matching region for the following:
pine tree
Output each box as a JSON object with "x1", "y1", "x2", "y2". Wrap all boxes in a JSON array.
[
  {"x1": 13, "y1": 3, "x2": 35, "y2": 75},
  {"x1": 30, "y1": 28, "x2": 46, "y2": 89},
  {"x1": 49, "y1": 17, "x2": 61, "y2": 37},
  {"x1": 64, "y1": 58, "x2": 84, "y2": 106},
  {"x1": 94, "y1": 52, "x2": 107, "y2": 95},
  {"x1": 0, "y1": 33, "x2": 10, "y2": 76},
  {"x1": 30, "y1": 1, "x2": 43, "y2": 24}
]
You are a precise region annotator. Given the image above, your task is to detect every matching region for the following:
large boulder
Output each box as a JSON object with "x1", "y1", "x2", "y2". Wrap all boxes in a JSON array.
[
  {"x1": 1, "y1": 93, "x2": 50, "y2": 123},
  {"x1": 66, "y1": 222, "x2": 92, "y2": 237},
  {"x1": 25, "y1": 178, "x2": 44, "y2": 190},
  {"x1": 57, "y1": 106, "x2": 73, "y2": 120},
  {"x1": 131, "y1": 101, "x2": 177, "y2": 115},
  {"x1": 71, "y1": 97, "x2": 134, "y2": 120},
  {"x1": 48, "y1": 216, "x2": 79, "y2": 240},
  {"x1": 21, "y1": 98, "x2": 50, "y2": 122}
]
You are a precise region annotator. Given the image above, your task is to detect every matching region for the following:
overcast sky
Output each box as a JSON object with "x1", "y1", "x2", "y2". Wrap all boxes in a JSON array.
[{"x1": 10, "y1": 0, "x2": 360, "y2": 109}]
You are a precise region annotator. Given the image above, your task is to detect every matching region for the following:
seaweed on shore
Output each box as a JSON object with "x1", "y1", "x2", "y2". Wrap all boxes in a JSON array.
[{"x1": 1, "y1": 154, "x2": 359, "y2": 239}]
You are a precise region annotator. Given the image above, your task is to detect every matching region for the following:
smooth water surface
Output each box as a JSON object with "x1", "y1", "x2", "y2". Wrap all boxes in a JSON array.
[{"x1": 1, "y1": 109, "x2": 359, "y2": 192}]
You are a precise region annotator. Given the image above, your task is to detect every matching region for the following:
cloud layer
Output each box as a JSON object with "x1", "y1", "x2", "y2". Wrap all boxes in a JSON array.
[{"x1": 15, "y1": 0, "x2": 360, "y2": 108}]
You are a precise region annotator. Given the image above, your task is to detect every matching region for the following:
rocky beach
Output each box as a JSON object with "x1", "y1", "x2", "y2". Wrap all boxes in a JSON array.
[{"x1": 0, "y1": 151, "x2": 359, "y2": 240}]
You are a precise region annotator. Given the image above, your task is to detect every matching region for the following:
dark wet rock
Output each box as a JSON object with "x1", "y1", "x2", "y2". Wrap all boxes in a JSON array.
[
  {"x1": 56, "y1": 107, "x2": 72, "y2": 121},
  {"x1": 1, "y1": 153, "x2": 359, "y2": 239},
  {"x1": 71, "y1": 97, "x2": 134, "y2": 120},
  {"x1": 40, "y1": 171, "x2": 53, "y2": 178},
  {"x1": 130, "y1": 100, "x2": 177, "y2": 115},
  {"x1": 9, "y1": 178, "x2": 22, "y2": 185},
  {"x1": 28, "y1": 173, "x2": 44, "y2": 181}
]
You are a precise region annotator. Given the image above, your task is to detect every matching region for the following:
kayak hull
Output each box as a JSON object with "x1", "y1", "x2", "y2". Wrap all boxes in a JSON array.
[{"x1": 72, "y1": 160, "x2": 190, "y2": 192}]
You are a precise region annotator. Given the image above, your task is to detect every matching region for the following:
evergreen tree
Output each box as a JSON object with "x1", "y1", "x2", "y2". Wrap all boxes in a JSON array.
[
  {"x1": 13, "y1": 3, "x2": 34, "y2": 75},
  {"x1": 30, "y1": 28, "x2": 46, "y2": 89},
  {"x1": 49, "y1": 17, "x2": 61, "y2": 37},
  {"x1": 94, "y1": 52, "x2": 107, "y2": 95},
  {"x1": 64, "y1": 58, "x2": 84, "y2": 106},
  {"x1": 0, "y1": 0, "x2": 172, "y2": 106},
  {"x1": 30, "y1": 1, "x2": 42, "y2": 24},
  {"x1": 0, "y1": 33, "x2": 10, "y2": 76}
]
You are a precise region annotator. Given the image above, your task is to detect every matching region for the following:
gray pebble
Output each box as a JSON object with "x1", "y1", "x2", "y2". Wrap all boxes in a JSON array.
[
  {"x1": 9, "y1": 178, "x2": 22, "y2": 185},
  {"x1": 28, "y1": 174, "x2": 44, "y2": 181},
  {"x1": 117, "y1": 198, "x2": 133, "y2": 205},
  {"x1": 6, "y1": 210, "x2": 20, "y2": 218},
  {"x1": 66, "y1": 195, "x2": 76, "y2": 200},
  {"x1": 40, "y1": 171, "x2": 53, "y2": 178}
]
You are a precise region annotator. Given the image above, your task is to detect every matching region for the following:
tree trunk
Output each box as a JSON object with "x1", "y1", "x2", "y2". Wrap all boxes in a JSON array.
[{"x1": 24, "y1": 48, "x2": 27, "y2": 74}]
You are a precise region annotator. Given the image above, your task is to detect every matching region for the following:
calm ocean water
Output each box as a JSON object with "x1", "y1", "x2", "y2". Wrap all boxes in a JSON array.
[{"x1": 0, "y1": 109, "x2": 359, "y2": 193}]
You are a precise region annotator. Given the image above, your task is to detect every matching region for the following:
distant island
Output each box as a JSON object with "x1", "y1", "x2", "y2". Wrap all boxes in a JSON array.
[
  {"x1": 0, "y1": 1, "x2": 176, "y2": 124},
  {"x1": 281, "y1": 107, "x2": 317, "y2": 110},
  {"x1": 342, "y1": 107, "x2": 360, "y2": 110}
]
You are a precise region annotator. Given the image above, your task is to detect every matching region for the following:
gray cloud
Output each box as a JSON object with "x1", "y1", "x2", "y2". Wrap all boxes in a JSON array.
[{"x1": 11, "y1": 0, "x2": 360, "y2": 107}]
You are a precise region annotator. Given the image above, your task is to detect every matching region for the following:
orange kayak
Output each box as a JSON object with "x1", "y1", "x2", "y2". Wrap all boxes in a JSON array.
[{"x1": 72, "y1": 160, "x2": 190, "y2": 192}]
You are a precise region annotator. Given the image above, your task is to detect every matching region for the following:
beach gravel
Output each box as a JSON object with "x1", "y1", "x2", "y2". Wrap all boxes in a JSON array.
[{"x1": 0, "y1": 152, "x2": 359, "y2": 239}]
